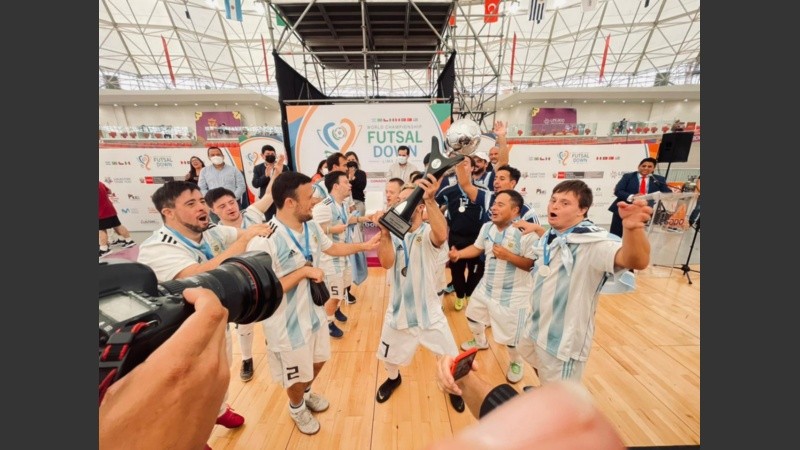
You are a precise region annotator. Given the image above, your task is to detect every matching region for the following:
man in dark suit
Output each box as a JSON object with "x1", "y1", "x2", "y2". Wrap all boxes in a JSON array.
[
  {"x1": 252, "y1": 144, "x2": 291, "y2": 220},
  {"x1": 608, "y1": 157, "x2": 672, "y2": 237}
]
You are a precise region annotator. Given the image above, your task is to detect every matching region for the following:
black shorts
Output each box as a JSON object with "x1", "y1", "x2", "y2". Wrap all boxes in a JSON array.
[{"x1": 99, "y1": 216, "x2": 122, "y2": 230}]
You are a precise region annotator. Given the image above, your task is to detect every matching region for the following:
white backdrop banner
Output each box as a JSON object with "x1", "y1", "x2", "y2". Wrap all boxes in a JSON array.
[
  {"x1": 99, "y1": 146, "x2": 226, "y2": 231},
  {"x1": 508, "y1": 143, "x2": 649, "y2": 225},
  {"x1": 286, "y1": 103, "x2": 452, "y2": 196}
]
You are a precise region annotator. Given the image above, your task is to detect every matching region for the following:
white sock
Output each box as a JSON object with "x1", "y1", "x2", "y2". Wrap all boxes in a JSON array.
[
  {"x1": 327, "y1": 315, "x2": 334, "y2": 323},
  {"x1": 100, "y1": 245, "x2": 109, "y2": 251},
  {"x1": 289, "y1": 400, "x2": 306, "y2": 412}
]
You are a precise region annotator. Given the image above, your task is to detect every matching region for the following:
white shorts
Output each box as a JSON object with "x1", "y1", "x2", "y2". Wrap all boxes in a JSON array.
[
  {"x1": 517, "y1": 337, "x2": 585, "y2": 384},
  {"x1": 324, "y1": 265, "x2": 352, "y2": 300},
  {"x1": 464, "y1": 291, "x2": 529, "y2": 346},
  {"x1": 376, "y1": 320, "x2": 458, "y2": 366},
  {"x1": 268, "y1": 325, "x2": 331, "y2": 388}
]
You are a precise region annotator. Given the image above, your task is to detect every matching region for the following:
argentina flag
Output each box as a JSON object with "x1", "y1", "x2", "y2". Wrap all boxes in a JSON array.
[
  {"x1": 224, "y1": 0, "x2": 243, "y2": 22},
  {"x1": 529, "y1": 0, "x2": 546, "y2": 23}
]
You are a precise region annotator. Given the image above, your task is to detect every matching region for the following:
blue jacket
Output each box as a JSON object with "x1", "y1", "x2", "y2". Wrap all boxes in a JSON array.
[{"x1": 608, "y1": 171, "x2": 672, "y2": 213}]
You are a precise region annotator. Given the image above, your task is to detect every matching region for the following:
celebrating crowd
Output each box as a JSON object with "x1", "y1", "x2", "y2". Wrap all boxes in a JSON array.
[{"x1": 99, "y1": 122, "x2": 653, "y2": 450}]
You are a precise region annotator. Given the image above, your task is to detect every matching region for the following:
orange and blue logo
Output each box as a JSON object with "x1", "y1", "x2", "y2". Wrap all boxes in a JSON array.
[
  {"x1": 138, "y1": 154, "x2": 151, "y2": 170},
  {"x1": 317, "y1": 118, "x2": 359, "y2": 153},
  {"x1": 558, "y1": 150, "x2": 570, "y2": 166}
]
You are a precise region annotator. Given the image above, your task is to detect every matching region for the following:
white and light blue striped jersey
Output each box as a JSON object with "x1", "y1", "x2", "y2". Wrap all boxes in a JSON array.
[
  {"x1": 240, "y1": 204, "x2": 266, "y2": 228},
  {"x1": 472, "y1": 223, "x2": 537, "y2": 308},
  {"x1": 246, "y1": 219, "x2": 333, "y2": 352},
  {"x1": 526, "y1": 232, "x2": 623, "y2": 362},
  {"x1": 311, "y1": 179, "x2": 329, "y2": 199},
  {"x1": 138, "y1": 224, "x2": 239, "y2": 282},
  {"x1": 386, "y1": 223, "x2": 448, "y2": 330},
  {"x1": 311, "y1": 196, "x2": 350, "y2": 275}
]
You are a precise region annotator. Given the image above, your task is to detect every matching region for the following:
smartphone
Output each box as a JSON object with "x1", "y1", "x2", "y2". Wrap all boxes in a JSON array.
[{"x1": 450, "y1": 347, "x2": 478, "y2": 381}]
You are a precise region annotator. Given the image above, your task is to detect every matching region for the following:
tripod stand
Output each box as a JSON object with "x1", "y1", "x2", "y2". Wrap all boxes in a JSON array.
[{"x1": 675, "y1": 218, "x2": 700, "y2": 284}]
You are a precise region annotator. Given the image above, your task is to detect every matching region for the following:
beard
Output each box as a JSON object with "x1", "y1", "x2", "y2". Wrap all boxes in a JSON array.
[
  {"x1": 179, "y1": 218, "x2": 210, "y2": 234},
  {"x1": 296, "y1": 210, "x2": 313, "y2": 223}
]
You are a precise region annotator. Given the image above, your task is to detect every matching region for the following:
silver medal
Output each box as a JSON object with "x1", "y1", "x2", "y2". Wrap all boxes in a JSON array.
[
  {"x1": 458, "y1": 206, "x2": 466, "y2": 213},
  {"x1": 538, "y1": 265, "x2": 551, "y2": 277}
]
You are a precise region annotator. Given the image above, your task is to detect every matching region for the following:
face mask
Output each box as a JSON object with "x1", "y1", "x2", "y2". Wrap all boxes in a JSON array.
[
  {"x1": 322, "y1": 168, "x2": 329, "y2": 175},
  {"x1": 397, "y1": 156, "x2": 408, "y2": 164},
  {"x1": 210, "y1": 156, "x2": 224, "y2": 165},
  {"x1": 264, "y1": 155, "x2": 276, "y2": 164}
]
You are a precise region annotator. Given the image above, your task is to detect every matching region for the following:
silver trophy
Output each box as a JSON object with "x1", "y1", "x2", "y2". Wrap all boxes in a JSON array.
[{"x1": 379, "y1": 119, "x2": 482, "y2": 238}]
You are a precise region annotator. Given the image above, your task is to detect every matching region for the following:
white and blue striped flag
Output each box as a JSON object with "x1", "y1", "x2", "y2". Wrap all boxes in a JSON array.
[
  {"x1": 224, "y1": 0, "x2": 243, "y2": 22},
  {"x1": 529, "y1": 0, "x2": 546, "y2": 23}
]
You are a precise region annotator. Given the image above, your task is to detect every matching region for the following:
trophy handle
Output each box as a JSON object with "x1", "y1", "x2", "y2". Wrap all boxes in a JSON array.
[{"x1": 424, "y1": 136, "x2": 473, "y2": 179}]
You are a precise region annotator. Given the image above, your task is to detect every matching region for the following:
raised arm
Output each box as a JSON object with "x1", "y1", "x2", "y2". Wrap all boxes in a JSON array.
[
  {"x1": 493, "y1": 120, "x2": 510, "y2": 168},
  {"x1": 456, "y1": 157, "x2": 479, "y2": 202},
  {"x1": 420, "y1": 174, "x2": 448, "y2": 248},
  {"x1": 613, "y1": 199, "x2": 652, "y2": 270}
]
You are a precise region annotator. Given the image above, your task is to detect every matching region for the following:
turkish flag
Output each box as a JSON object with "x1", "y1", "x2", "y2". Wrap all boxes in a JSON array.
[{"x1": 485, "y1": 0, "x2": 500, "y2": 23}]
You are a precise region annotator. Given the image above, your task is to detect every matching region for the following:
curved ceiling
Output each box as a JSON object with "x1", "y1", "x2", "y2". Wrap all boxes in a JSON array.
[{"x1": 99, "y1": 0, "x2": 700, "y2": 105}]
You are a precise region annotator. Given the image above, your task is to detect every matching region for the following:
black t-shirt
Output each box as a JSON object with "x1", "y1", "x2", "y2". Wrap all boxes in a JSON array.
[
  {"x1": 435, "y1": 183, "x2": 486, "y2": 249},
  {"x1": 349, "y1": 169, "x2": 367, "y2": 202}
]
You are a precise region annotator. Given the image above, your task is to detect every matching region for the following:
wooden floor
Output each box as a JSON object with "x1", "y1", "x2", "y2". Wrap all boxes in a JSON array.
[{"x1": 209, "y1": 264, "x2": 700, "y2": 449}]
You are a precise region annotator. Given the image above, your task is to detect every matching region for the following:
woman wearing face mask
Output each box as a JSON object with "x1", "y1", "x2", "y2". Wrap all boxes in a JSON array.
[
  {"x1": 184, "y1": 156, "x2": 205, "y2": 184},
  {"x1": 311, "y1": 159, "x2": 327, "y2": 183},
  {"x1": 344, "y1": 151, "x2": 367, "y2": 221}
]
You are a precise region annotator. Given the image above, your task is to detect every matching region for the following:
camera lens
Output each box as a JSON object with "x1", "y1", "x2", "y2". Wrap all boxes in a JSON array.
[{"x1": 158, "y1": 251, "x2": 283, "y2": 324}]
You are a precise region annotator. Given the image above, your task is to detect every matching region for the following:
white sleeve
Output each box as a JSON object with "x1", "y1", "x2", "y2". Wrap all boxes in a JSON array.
[
  {"x1": 312, "y1": 203, "x2": 333, "y2": 226},
  {"x1": 137, "y1": 241, "x2": 198, "y2": 282},
  {"x1": 473, "y1": 223, "x2": 490, "y2": 250},
  {"x1": 309, "y1": 221, "x2": 333, "y2": 252}
]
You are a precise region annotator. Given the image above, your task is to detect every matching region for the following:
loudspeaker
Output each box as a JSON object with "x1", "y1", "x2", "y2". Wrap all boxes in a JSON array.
[{"x1": 657, "y1": 131, "x2": 693, "y2": 163}]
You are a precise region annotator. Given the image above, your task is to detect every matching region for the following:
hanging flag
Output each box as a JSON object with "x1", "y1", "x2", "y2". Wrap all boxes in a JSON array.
[
  {"x1": 449, "y1": 11, "x2": 456, "y2": 27},
  {"x1": 645, "y1": 0, "x2": 651, "y2": 7},
  {"x1": 582, "y1": 0, "x2": 598, "y2": 12},
  {"x1": 484, "y1": 0, "x2": 500, "y2": 23},
  {"x1": 161, "y1": 36, "x2": 176, "y2": 87},
  {"x1": 184, "y1": 7, "x2": 191, "y2": 20},
  {"x1": 510, "y1": 32, "x2": 517, "y2": 82},
  {"x1": 276, "y1": 14, "x2": 286, "y2": 26},
  {"x1": 599, "y1": 34, "x2": 611, "y2": 82},
  {"x1": 224, "y1": 0, "x2": 243, "y2": 22},
  {"x1": 261, "y1": 35, "x2": 270, "y2": 84},
  {"x1": 529, "y1": 0, "x2": 546, "y2": 23}
]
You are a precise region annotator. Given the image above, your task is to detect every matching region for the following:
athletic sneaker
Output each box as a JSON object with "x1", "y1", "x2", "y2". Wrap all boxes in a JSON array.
[
  {"x1": 110, "y1": 239, "x2": 126, "y2": 246},
  {"x1": 290, "y1": 404, "x2": 320, "y2": 435},
  {"x1": 99, "y1": 248, "x2": 111, "y2": 257},
  {"x1": 334, "y1": 307, "x2": 348, "y2": 323},
  {"x1": 454, "y1": 297, "x2": 465, "y2": 311},
  {"x1": 328, "y1": 322, "x2": 344, "y2": 338},
  {"x1": 461, "y1": 338, "x2": 489, "y2": 352},
  {"x1": 122, "y1": 240, "x2": 136, "y2": 248},
  {"x1": 449, "y1": 394, "x2": 465, "y2": 413},
  {"x1": 345, "y1": 288, "x2": 357, "y2": 304},
  {"x1": 375, "y1": 374, "x2": 402, "y2": 403},
  {"x1": 444, "y1": 284, "x2": 455, "y2": 294},
  {"x1": 215, "y1": 406, "x2": 245, "y2": 428},
  {"x1": 304, "y1": 391, "x2": 330, "y2": 412},
  {"x1": 506, "y1": 361, "x2": 524, "y2": 383},
  {"x1": 240, "y1": 358, "x2": 254, "y2": 382}
]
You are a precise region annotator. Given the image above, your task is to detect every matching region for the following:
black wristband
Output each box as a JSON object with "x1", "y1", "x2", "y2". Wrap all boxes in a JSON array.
[{"x1": 478, "y1": 383, "x2": 519, "y2": 418}]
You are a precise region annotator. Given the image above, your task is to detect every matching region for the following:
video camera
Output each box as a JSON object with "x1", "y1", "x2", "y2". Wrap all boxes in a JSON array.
[{"x1": 99, "y1": 251, "x2": 282, "y2": 386}]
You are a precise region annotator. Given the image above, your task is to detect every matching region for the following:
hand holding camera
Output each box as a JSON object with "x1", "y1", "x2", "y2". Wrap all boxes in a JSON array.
[{"x1": 99, "y1": 287, "x2": 230, "y2": 450}]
